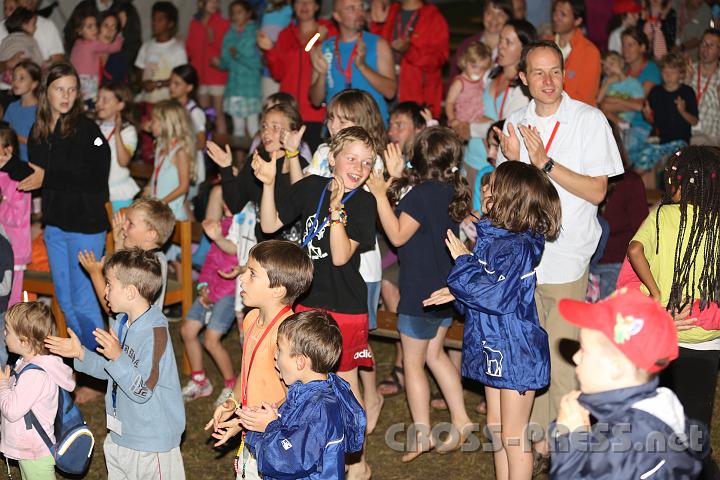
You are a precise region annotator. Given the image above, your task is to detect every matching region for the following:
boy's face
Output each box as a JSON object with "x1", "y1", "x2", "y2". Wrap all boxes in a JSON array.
[
  {"x1": 388, "y1": 112, "x2": 418, "y2": 154},
  {"x1": 123, "y1": 208, "x2": 158, "y2": 248},
  {"x1": 104, "y1": 267, "x2": 130, "y2": 314},
  {"x1": 230, "y1": 3, "x2": 250, "y2": 26},
  {"x1": 329, "y1": 140, "x2": 373, "y2": 191},
  {"x1": 275, "y1": 334, "x2": 302, "y2": 386},
  {"x1": 238, "y1": 256, "x2": 273, "y2": 308},
  {"x1": 151, "y1": 10, "x2": 173, "y2": 38},
  {"x1": 4, "y1": 322, "x2": 25, "y2": 356},
  {"x1": 661, "y1": 66, "x2": 682, "y2": 87},
  {"x1": 260, "y1": 110, "x2": 290, "y2": 154},
  {"x1": 573, "y1": 328, "x2": 620, "y2": 394}
]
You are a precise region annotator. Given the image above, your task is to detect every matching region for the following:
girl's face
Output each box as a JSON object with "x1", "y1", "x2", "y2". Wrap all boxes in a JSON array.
[
  {"x1": 481, "y1": 170, "x2": 495, "y2": 214},
  {"x1": 260, "y1": 110, "x2": 291, "y2": 153},
  {"x1": 11, "y1": 66, "x2": 37, "y2": 97},
  {"x1": 329, "y1": 139, "x2": 373, "y2": 191},
  {"x1": 151, "y1": 116, "x2": 162, "y2": 137},
  {"x1": 78, "y1": 16, "x2": 98, "y2": 41},
  {"x1": 100, "y1": 15, "x2": 118, "y2": 43},
  {"x1": 95, "y1": 88, "x2": 123, "y2": 121},
  {"x1": 464, "y1": 57, "x2": 491, "y2": 81},
  {"x1": 47, "y1": 75, "x2": 78, "y2": 117},
  {"x1": 622, "y1": 35, "x2": 644, "y2": 65},
  {"x1": 168, "y1": 73, "x2": 192, "y2": 101},
  {"x1": 327, "y1": 107, "x2": 355, "y2": 137},
  {"x1": 4, "y1": 322, "x2": 29, "y2": 356},
  {"x1": 294, "y1": 0, "x2": 319, "y2": 22},
  {"x1": 203, "y1": 0, "x2": 220, "y2": 15},
  {"x1": 230, "y1": 3, "x2": 250, "y2": 27},
  {"x1": 602, "y1": 56, "x2": 624, "y2": 77},
  {"x1": 22, "y1": 16, "x2": 36, "y2": 35},
  {"x1": 497, "y1": 25, "x2": 522, "y2": 68},
  {"x1": 483, "y1": 3, "x2": 509, "y2": 35}
]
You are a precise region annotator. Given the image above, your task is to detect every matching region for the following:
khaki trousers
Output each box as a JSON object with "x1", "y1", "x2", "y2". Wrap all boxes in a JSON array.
[{"x1": 529, "y1": 271, "x2": 588, "y2": 439}]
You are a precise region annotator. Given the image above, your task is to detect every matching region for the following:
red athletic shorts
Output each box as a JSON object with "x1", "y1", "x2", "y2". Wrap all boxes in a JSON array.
[{"x1": 295, "y1": 305, "x2": 373, "y2": 371}]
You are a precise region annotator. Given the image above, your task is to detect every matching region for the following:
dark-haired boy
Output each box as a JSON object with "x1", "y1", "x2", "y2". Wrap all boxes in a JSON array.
[
  {"x1": 239, "y1": 309, "x2": 366, "y2": 480},
  {"x1": 46, "y1": 248, "x2": 186, "y2": 479},
  {"x1": 550, "y1": 288, "x2": 708, "y2": 479},
  {"x1": 135, "y1": 1, "x2": 187, "y2": 104}
]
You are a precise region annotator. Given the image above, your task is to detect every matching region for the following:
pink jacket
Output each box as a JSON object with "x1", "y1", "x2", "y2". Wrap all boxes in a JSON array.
[
  {"x1": 0, "y1": 172, "x2": 30, "y2": 265},
  {"x1": 70, "y1": 35, "x2": 123, "y2": 76},
  {"x1": 186, "y1": 12, "x2": 229, "y2": 85},
  {"x1": 0, "y1": 355, "x2": 75, "y2": 460}
]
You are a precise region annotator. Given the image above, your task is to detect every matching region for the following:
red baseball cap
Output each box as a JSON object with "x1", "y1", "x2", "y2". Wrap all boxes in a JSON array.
[
  {"x1": 558, "y1": 288, "x2": 678, "y2": 373},
  {"x1": 612, "y1": 0, "x2": 641, "y2": 15}
]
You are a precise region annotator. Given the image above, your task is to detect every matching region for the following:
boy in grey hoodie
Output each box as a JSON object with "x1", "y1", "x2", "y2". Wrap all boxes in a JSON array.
[{"x1": 46, "y1": 248, "x2": 185, "y2": 480}]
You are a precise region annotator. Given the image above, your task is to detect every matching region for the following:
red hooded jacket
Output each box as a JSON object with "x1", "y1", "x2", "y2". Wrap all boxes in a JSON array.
[
  {"x1": 186, "y1": 12, "x2": 230, "y2": 86},
  {"x1": 372, "y1": 2, "x2": 449, "y2": 118},
  {"x1": 264, "y1": 20, "x2": 337, "y2": 123}
]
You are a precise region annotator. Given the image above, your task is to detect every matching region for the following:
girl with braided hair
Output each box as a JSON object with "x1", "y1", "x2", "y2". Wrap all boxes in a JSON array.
[{"x1": 628, "y1": 145, "x2": 720, "y2": 438}]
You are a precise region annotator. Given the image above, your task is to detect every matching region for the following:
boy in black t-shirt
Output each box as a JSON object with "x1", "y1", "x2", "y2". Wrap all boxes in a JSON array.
[
  {"x1": 255, "y1": 126, "x2": 376, "y2": 431},
  {"x1": 637, "y1": 53, "x2": 699, "y2": 175}
]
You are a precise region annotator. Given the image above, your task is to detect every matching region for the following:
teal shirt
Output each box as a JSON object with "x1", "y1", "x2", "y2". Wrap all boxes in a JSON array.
[{"x1": 220, "y1": 22, "x2": 262, "y2": 100}]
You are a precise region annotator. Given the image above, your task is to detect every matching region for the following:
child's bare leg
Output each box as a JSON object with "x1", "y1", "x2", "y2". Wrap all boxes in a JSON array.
[
  {"x1": 401, "y1": 334, "x2": 435, "y2": 460},
  {"x1": 211, "y1": 94, "x2": 227, "y2": 135},
  {"x1": 501, "y1": 388, "x2": 535, "y2": 480},
  {"x1": 485, "y1": 386, "x2": 509, "y2": 480},
  {"x1": 359, "y1": 350, "x2": 384, "y2": 435},
  {"x1": 338, "y1": 368, "x2": 371, "y2": 480},
  {"x1": 425, "y1": 327, "x2": 472, "y2": 451},
  {"x1": 180, "y1": 320, "x2": 205, "y2": 371},
  {"x1": 203, "y1": 328, "x2": 235, "y2": 382}
]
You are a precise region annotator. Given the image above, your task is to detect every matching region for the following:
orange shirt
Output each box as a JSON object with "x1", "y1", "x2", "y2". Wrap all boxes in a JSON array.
[
  {"x1": 562, "y1": 29, "x2": 601, "y2": 107},
  {"x1": 240, "y1": 307, "x2": 291, "y2": 408}
]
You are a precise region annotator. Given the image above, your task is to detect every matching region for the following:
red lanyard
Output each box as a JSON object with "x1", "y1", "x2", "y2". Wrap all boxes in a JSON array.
[
  {"x1": 105, "y1": 126, "x2": 117, "y2": 143},
  {"x1": 241, "y1": 305, "x2": 291, "y2": 407},
  {"x1": 494, "y1": 75, "x2": 511, "y2": 120},
  {"x1": 334, "y1": 36, "x2": 359, "y2": 88},
  {"x1": 696, "y1": 63, "x2": 715, "y2": 106},
  {"x1": 152, "y1": 153, "x2": 167, "y2": 196},
  {"x1": 545, "y1": 121, "x2": 560, "y2": 154},
  {"x1": 626, "y1": 60, "x2": 647, "y2": 78},
  {"x1": 394, "y1": 9, "x2": 419, "y2": 40}
]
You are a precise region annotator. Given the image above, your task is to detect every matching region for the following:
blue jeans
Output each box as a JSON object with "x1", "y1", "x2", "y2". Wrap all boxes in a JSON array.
[
  {"x1": 186, "y1": 295, "x2": 236, "y2": 334},
  {"x1": 44, "y1": 226, "x2": 106, "y2": 350},
  {"x1": 591, "y1": 262, "x2": 623, "y2": 300},
  {"x1": 366, "y1": 281, "x2": 381, "y2": 331}
]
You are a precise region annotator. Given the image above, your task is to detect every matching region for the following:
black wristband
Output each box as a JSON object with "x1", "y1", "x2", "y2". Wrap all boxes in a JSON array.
[{"x1": 542, "y1": 157, "x2": 555, "y2": 174}]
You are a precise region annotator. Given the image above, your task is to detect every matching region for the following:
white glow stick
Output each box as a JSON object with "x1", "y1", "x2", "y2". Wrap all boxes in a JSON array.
[
  {"x1": 23, "y1": 290, "x2": 28, "y2": 302},
  {"x1": 304, "y1": 32, "x2": 321, "y2": 52}
]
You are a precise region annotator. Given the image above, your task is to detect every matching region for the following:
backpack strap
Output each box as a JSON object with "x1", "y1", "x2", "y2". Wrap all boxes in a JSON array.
[{"x1": 13, "y1": 363, "x2": 56, "y2": 454}]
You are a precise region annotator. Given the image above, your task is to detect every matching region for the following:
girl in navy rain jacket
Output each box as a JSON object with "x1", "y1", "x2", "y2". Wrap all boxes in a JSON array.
[{"x1": 426, "y1": 161, "x2": 561, "y2": 478}]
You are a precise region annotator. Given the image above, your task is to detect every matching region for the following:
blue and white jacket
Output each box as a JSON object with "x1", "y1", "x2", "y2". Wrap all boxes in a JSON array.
[
  {"x1": 448, "y1": 219, "x2": 549, "y2": 392},
  {"x1": 246, "y1": 373, "x2": 365, "y2": 480},
  {"x1": 74, "y1": 306, "x2": 185, "y2": 452},
  {"x1": 550, "y1": 380, "x2": 708, "y2": 479}
]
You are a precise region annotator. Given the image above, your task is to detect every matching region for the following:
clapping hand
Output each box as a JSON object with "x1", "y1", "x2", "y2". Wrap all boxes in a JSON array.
[
  {"x1": 366, "y1": 169, "x2": 392, "y2": 198},
  {"x1": 517, "y1": 125, "x2": 548, "y2": 169},
  {"x1": 251, "y1": 150, "x2": 278, "y2": 186},
  {"x1": 94, "y1": 328, "x2": 123, "y2": 361},
  {"x1": 206, "y1": 141, "x2": 233, "y2": 169},
  {"x1": 237, "y1": 402, "x2": 279, "y2": 433},
  {"x1": 383, "y1": 142, "x2": 404, "y2": 179},
  {"x1": 45, "y1": 328, "x2": 85, "y2": 360},
  {"x1": 281, "y1": 125, "x2": 306, "y2": 154},
  {"x1": 445, "y1": 229, "x2": 471, "y2": 260},
  {"x1": 78, "y1": 250, "x2": 105, "y2": 277}
]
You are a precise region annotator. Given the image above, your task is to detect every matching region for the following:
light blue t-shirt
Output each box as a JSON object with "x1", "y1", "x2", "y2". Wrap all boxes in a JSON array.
[{"x1": 4, "y1": 100, "x2": 37, "y2": 162}]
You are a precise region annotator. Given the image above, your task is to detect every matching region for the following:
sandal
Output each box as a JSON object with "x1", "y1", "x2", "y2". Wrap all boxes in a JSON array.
[{"x1": 378, "y1": 366, "x2": 404, "y2": 397}]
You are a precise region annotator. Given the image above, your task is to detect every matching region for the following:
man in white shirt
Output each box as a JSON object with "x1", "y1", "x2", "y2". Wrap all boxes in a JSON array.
[{"x1": 496, "y1": 39, "x2": 624, "y2": 469}]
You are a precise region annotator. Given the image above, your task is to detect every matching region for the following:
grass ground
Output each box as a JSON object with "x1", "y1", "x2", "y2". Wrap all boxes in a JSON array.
[{"x1": 4, "y1": 320, "x2": 719, "y2": 479}]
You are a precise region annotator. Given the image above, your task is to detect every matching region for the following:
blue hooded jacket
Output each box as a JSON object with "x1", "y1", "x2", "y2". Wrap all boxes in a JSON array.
[
  {"x1": 448, "y1": 219, "x2": 549, "y2": 392},
  {"x1": 246, "y1": 373, "x2": 365, "y2": 479},
  {"x1": 550, "y1": 380, "x2": 708, "y2": 479}
]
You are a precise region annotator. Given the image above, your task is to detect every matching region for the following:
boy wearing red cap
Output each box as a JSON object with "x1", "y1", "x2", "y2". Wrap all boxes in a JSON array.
[{"x1": 549, "y1": 287, "x2": 709, "y2": 479}]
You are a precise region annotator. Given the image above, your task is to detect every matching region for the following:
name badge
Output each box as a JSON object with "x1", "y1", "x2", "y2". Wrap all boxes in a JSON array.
[{"x1": 107, "y1": 413, "x2": 123, "y2": 435}]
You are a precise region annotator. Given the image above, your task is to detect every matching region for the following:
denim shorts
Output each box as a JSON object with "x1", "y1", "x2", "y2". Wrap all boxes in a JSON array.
[
  {"x1": 367, "y1": 281, "x2": 381, "y2": 331},
  {"x1": 397, "y1": 313, "x2": 453, "y2": 340},
  {"x1": 186, "y1": 295, "x2": 236, "y2": 334}
]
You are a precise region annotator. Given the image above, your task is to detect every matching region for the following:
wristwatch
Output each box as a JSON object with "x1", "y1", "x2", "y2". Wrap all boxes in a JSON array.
[{"x1": 542, "y1": 157, "x2": 555, "y2": 174}]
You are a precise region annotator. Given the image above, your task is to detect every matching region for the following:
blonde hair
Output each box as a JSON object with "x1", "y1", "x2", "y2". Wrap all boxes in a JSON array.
[
  {"x1": 5, "y1": 302, "x2": 55, "y2": 355},
  {"x1": 327, "y1": 89, "x2": 387, "y2": 151},
  {"x1": 458, "y1": 42, "x2": 492, "y2": 71},
  {"x1": 151, "y1": 99, "x2": 196, "y2": 182},
  {"x1": 328, "y1": 126, "x2": 377, "y2": 162}
]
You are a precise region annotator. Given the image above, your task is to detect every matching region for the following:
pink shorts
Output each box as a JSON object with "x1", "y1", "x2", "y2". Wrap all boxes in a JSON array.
[{"x1": 295, "y1": 305, "x2": 373, "y2": 371}]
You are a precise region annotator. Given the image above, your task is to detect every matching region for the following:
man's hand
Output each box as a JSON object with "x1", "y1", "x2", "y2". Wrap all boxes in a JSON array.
[
  {"x1": 355, "y1": 35, "x2": 367, "y2": 68},
  {"x1": 493, "y1": 123, "x2": 520, "y2": 161},
  {"x1": 94, "y1": 328, "x2": 123, "y2": 361},
  {"x1": 370, "y1": 0, "x2": 389, "y2": 23},
  {"x1": 517, "y1": 125, "x2": 549, "y2": 169},
  {"x1": 45, "y1": 328, "x2": 85, "y2": 360},
  {"x1": 310, "y1": 47, "x2": 329, "y2": 76},
  {"x1": 391, "y1": 37, "x2": 410, "y2": 55}
]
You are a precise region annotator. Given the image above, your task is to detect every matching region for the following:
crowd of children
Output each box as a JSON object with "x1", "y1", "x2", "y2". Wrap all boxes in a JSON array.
[{"x1": 0, "y1": 0, "x2": 718, "y2": 479}]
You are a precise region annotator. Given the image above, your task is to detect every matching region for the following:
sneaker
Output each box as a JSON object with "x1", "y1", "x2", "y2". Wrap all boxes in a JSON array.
[
  {"x1": 182, "y1": 378, "x2": 213, "y2": 401},
  {"x1": 214, "y1": 387, "x2": 234, "y2": 408}
]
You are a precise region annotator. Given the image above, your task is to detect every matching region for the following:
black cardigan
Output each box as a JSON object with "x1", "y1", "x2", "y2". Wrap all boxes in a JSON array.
[{"x1": 28, "y1": 116, "x2": 111, "y2": 234}]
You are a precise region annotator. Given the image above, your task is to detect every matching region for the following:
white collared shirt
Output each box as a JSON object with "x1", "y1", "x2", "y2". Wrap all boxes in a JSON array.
[{"x1": 497, "y1": 92, "x2": 624, "y2": 284}]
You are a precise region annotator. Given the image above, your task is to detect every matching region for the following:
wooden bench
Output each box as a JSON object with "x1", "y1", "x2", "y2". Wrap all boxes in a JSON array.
[{"x1": 372, "y1": 310, "x2": 464, "y2": 350}]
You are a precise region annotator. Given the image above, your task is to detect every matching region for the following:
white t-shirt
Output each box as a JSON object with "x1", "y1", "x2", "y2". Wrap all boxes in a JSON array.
[
  {"x1": 497, "y1": 92, "x2": 624, "y2": 284},
  {"x1": 0, "y1": 16, "x2": 64, "y2": 62},
  {"x1": 101, "y1": 122, "x2": 140, "y2": 202},
  {"x1": 135, "y1": 38, "x2": 188, "y2": 103}
]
